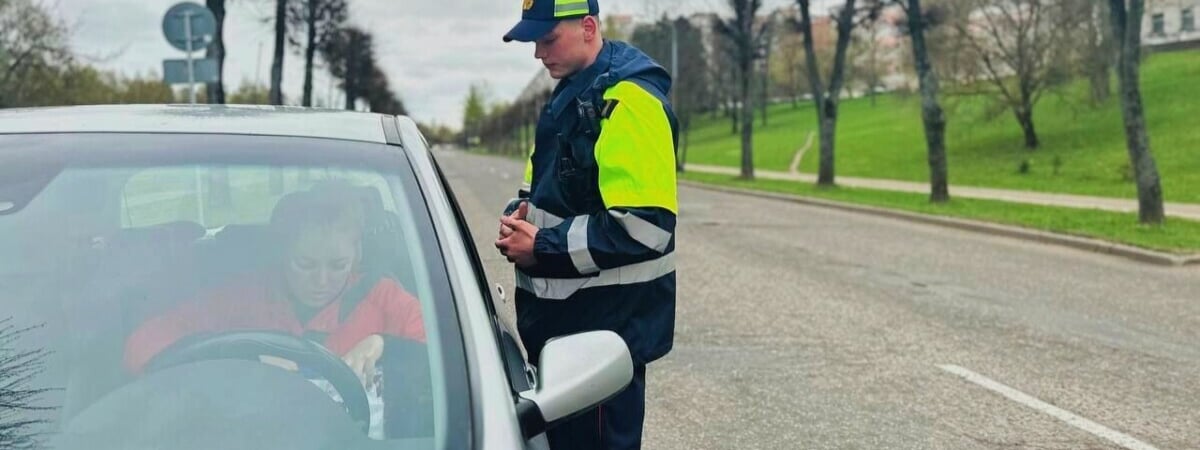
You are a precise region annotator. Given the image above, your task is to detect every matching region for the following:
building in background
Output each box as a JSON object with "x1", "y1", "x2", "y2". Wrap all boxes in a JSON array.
[{"x1": 1144, "y1": 0, "x2": 1200, "y2": 50}]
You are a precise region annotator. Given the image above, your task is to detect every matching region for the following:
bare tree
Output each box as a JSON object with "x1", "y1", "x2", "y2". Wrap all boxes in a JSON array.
[
  {"x1": 362, "y1": 66, "x2": 408, "y2": 115},
  {"x1": 318, "y1": 27, "x2": 400, "y2": 114},
  {"x1": 1109, "y1": 0, "x2": 1163, "y2": 224},
  {"x1": 716, "y1": 0, "x2": 767, "y2": 180},
  {"x1": 797, "y1": 0, "x2": 858, "y2": 186},
  {"x1": 948, "y1": 0, "x2": 1072, "y2": 150},
  {"x1": 759, "y1": 15, "x2": 776, "y2": 126},
  {"x1": 204, "y1": 0, "x2": 227, "y2": 104},
  {"x1": 269, "y1": 0, "x2": 288, "y2": 105},
  {"x1": 1066, "y1": 0, "x2": 1114, "y2": 103},
  {"x1": 714, "y1": 33, "x2": 742, "y2": 133},
  {"x1": 0, "y1": 0, "x2": 71, "y2": 107},
  {"x1": 857, "y1": 6, "x2": 883, "y2": 106},
  {"x1": 896, "y1": 0, "x2": 950, "y2": 202},
  {"x1": 288, "y1": 0, "x2": 348, "y2": 107},
  {"x1": 770, "y1": 16, "x2": 807, "y2": 107},
  {"x1": 0, "y1": 318, "x2": 54, "y2": 449}
]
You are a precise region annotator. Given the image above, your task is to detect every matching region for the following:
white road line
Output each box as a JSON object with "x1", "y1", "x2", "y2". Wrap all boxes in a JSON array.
[{"x1": 937, "y1": 364, "x2": 1159, "y2": 450}]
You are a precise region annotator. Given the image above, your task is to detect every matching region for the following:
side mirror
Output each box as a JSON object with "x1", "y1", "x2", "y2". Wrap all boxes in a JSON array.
[{"x1": 515, "y1": 331, "x2": 633, "y2": 438}]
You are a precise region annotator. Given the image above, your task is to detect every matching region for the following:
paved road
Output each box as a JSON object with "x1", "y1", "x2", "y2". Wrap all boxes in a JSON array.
[
  {"x1": 436, "y1": 148, "x2": 1200, "y2": 450},
  {"x1": 685, "y1": 163, "x2": 1200, "y2": 221}
]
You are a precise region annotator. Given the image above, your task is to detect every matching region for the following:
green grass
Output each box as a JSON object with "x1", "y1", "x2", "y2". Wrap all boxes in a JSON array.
[
  {"x1": 682, "y1": 171, "x2": 1200, "y2": 254},
  {"x1": 684, "y1": 49, "x2": 1200, "y2": 203}
]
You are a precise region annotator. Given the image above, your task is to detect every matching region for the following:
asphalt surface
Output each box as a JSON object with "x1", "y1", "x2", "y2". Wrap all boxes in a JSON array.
[{"x1": 435, "y1": 148, "x2": 1200, "y2": 450}]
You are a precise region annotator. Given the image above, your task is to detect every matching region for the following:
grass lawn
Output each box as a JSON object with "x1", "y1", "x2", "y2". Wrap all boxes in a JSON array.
[
  {"x1": 682, "y1": 171, "x2": 1200, "y2": 254},
  {"x1": 683, "y1": 49, "x2": 1200, "y2": 203}
]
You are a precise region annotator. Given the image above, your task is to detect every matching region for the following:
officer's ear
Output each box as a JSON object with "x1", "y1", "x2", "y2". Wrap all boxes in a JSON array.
[{"x1": 582, "y1": 15, "x2": 600, "y2": 42}]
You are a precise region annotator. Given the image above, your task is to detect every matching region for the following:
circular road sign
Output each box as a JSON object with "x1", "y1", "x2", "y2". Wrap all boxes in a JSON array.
[{"x1": 162, "y1": 2, "x2": 216, "y2": 52}]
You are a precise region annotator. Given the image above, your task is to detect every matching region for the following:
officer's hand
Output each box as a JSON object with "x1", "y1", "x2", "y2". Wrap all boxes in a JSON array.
[
  {"x1": 512, "y1": 201, "x2": 529, "y2": 221},
  {"x1": 495, "y1": 208, "x2": 538, "y2": 268},
  {"x1": 498, "y1": 201, "x2": 527, "y2": 240}
]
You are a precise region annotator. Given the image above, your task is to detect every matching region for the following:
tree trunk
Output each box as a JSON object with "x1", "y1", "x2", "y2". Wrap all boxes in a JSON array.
[
  {"x1": 302, "y1": 0, "x2": 317, "y2": 107},
  {"x1": 740, "y1": 64, "x2": 755, "y2": 180},
  {"x1": 790, "y1": 65, "x2": 799, "y2": 108},
  {"x1": 908, "y1": 0, "x2": 949, "y2": 203},
  {"x1": 760, "y1": 73, "x2": 768, "y2": 126},
  {"x1": 205, "y1": 0, "x2": 226, "y2": 104},
  {"x1": 816, "y1": 100, "x2": 836, "y2": 185},
  {"x1": 800, "y1": 1, "x2": 828, "y2": 186},
  {"x1": 1110, "y1": 0, "x2": 1164, "y2": 224},
  {"x1": 802, "y1": 0, "x2": 855, "y2": 187},
  {"x1": 730, "y1": 101, "x2": 739, "y2": 134},
  {"x1": 344, "y1": 32, "x2": 358, "y2": 110},
  {"x1": 1088, "y1": 2, "x2": 1113, "y2": 103},
  {"x1": 268, "y1": 0, "x2": 287, "y2": 105},
  {"x1": 761, "y1": 44, "x2": 769, "y2": 127},
  {"x1": 679, "y1": 118, "x2": 690, "y2": 172},
  {"x1": 1014, "y1": 106, "x2": 1039, "y2": 149},
  {"x1": 868, "y1": 27, "x2": 878, "y2": 108}
]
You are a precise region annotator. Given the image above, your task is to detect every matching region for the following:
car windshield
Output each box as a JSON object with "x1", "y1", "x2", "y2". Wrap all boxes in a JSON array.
[{"x1": 0, "y1": 133, "x2": 462, "y2": 450}]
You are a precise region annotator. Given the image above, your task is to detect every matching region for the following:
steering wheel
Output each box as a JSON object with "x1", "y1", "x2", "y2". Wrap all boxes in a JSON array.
[{"x1": 143, "y1": 331, "x2": 371, "y2": 433}]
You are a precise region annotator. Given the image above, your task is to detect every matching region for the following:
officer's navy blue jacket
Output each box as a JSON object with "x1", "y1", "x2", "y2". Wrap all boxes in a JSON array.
[{"x1": 507, "y1": 40, "x2": 678, "y2": 366}]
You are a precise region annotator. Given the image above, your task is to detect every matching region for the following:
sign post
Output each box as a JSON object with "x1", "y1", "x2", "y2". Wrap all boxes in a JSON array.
[{"x1": 161, "y1": 2, "x2": 217, "y2": 104}]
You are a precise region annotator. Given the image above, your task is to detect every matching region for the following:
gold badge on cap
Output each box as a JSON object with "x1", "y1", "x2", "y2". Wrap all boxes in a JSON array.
[{"x1": 523, "y1": 0, "x2": 534, "y2": 10}]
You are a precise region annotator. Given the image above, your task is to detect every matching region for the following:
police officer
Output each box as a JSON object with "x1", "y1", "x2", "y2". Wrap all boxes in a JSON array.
[{"x1": 494, "y1": 0, "x2": 678, "y2": 448}]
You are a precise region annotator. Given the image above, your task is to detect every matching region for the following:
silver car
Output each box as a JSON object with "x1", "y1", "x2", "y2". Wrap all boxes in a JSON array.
[{"x1": 0, "y1": 105, "x2": 632, "y2": 449}]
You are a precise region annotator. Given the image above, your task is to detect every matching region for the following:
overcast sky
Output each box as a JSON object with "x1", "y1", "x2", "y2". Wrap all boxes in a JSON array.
[{"x1": 50, "y1": 0, "x2": 821, "y2": 127}]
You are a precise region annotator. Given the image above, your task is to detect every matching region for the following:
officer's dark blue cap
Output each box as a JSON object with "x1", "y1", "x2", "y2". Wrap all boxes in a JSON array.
[{"x1": 503, "y1": 0, "x2": 600, "y2": 42}]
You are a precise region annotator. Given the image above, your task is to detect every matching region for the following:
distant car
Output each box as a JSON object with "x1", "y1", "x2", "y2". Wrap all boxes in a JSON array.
[{"x1": 0, "y1": 105, "x2": 632, "y2": 450}]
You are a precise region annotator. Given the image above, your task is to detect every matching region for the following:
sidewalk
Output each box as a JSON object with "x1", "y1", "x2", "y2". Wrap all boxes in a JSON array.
[{"x1": 685, "y1": 164, "x2": 1200, "y2": 222}]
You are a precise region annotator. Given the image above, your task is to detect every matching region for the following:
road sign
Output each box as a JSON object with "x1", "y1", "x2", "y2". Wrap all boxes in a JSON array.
[
  {"x1": 162, "y1": 2, "x2": 217, "y2": 104},
  {"x1": 162, "y1": 2, "x2": 215, "y2": 52},
  {"x1": 164, "y1": 58, "x2": 218, "y2": 84}
]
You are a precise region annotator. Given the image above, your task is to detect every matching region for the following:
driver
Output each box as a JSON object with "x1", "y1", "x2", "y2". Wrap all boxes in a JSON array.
[{"x1": 123, "y1": 182, "x2": 425, "y2": 387}]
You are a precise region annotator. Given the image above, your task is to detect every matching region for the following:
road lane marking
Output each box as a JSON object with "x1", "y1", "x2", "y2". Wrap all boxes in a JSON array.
[{"x1": 937, "y1": 364, "x2": 1159, "y2": 450}]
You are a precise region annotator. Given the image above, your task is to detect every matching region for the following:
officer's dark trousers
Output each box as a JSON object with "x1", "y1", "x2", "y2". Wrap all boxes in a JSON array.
[{"x1": 546, "y1": 364, "x2": 647, "y2": 450}]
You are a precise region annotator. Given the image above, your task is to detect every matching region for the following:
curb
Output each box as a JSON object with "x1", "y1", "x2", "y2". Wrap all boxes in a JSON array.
[{"x1": 680, "y1": 180, "x2": 1200, "y2": 268}]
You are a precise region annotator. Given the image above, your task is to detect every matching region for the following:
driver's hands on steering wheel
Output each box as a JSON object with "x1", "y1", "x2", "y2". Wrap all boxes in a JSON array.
[{"x1": 342, "y1": 334, "x2": 384, "y2": 389}]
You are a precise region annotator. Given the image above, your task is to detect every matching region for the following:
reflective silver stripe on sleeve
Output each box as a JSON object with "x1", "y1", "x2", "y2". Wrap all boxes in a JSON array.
[
  {"x1": 526, "y1": 203, "x2": 564, "y2": 228},
  {"x1": 515, "y1": 252, "x2": 675, "y2": 300},
  {"x1": 608, "y1": 210, "x2": 673, "y2": 253},
  {"x1": 567, "y1": 216, "x2": 600, "y2": 275}
]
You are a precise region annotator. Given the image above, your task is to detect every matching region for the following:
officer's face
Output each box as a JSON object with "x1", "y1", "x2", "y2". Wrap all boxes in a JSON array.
[{"x1": 534, "y1": 17, "x2": 599, "y2": 79}]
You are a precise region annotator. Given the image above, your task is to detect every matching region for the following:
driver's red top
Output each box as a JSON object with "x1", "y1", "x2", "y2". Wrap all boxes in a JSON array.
[{"x1": 123, "y1": 273, "x2": 426, "y2": 374}]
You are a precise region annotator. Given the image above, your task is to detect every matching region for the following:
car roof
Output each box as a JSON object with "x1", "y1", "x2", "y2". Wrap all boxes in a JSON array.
[{"x1": 0, "y1": 104, "x2": 394, "y2": 144}]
